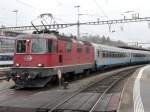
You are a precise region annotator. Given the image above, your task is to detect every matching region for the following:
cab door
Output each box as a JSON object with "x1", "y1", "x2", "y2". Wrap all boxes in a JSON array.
[{"x1": 57, "y1": 40, "x2": 63, "y2": 65}]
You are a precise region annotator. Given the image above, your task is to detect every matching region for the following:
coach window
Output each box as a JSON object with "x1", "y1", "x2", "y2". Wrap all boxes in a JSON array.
[
  {"x1": 112, "y1": 53, "x2": 114, "y2": 57},
  {"x1": 97, "y1": 50, "x2": 100, "y2": 57},
  {"x1": 114, "y1": 53, "x2": 116, "y2": 57},
  {"x1": 121, "y1": 53, "x2": 123, "y2": 57},
  {"x1": 16, "y1": 40, "x2": 26, "y2": 53},
  {"x1": 110, "y1": 53, "x2": 112, "y2": 57},
  {"x1": 124, "y1": 53, "x2": 126, "y2": 57},
  {"x1": 117, "y1": 53, "x2": 119, "y2": 57},
  {"x1": 120, "y1": 53, "x2": 122, "y2": 57},
  {"x1": 102, "y1": 52, "x2": 105, "y2": 57},
  {"x1": 113, "y1": 53, "x2": 116, "y2": 57},
  {"x1": 66, "y1": 42, "x2": 72, "y2": 52},
  {"x1": 115, "y1": 53, "x2": 117, "y2": 57},
  {"x1": 124, "y1": 53, "x2": 127, "y2": 57},
  {"x1": 102, "y1": 51, "x2": 105, "y2": 57},
  {"x1": 105, "y1": 52, "x2": 108, "y2": 57},
  {"x1": 108, "y1": 52, "x2": 111, "y2": 57},
  {"x1": 109, "y1": 52, "x2": 112, "y2": 57},
  {"x1": 104, "y1": 51, "x2": 108, "y2": 57},
  {"x1": 112, "y1": 52, "x2": 114, "y2": 57}
]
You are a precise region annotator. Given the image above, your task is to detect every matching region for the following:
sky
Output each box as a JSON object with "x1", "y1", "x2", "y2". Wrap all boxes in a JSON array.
[{"x1": 0, "y1": 0, "x2": 150, "y2": 47}]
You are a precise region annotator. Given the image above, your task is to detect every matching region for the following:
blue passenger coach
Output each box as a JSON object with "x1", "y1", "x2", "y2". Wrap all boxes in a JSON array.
[{"x1": 92, "y1": 43, "x2": 130, "y2": 69}]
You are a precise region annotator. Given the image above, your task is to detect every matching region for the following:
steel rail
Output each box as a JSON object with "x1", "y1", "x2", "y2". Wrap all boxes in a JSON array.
[
  {"x1": 45, "y1": 67, "x2": 138, "y2": 112},
  {"x1": 89, "y1": 70, "x2": 133, "y2": 112}
]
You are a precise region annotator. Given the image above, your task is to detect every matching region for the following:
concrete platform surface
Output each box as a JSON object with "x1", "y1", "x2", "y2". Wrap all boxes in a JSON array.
[{"x1": 118, "y1": 64, "x2": 150, "y2": 112}]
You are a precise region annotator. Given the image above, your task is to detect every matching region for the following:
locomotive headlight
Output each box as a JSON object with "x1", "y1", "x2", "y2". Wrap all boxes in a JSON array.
[
  {"x1": 28, "y1": 75, "x2": 31, "y2": 79},
  {"x1": 26, "y1": 39, "x2": 30, "y2": 42},
  {"x1": 15, "y1": 63, "x2": 20, "y2": 67},
  {"x1": 37, "y1": 63, "x2": 43, "y2": 67}
]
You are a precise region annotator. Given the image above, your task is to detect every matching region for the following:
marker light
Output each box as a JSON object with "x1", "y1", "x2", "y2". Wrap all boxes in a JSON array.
[{"x1": 16, "y1": 63, "x2": 20, "y2": 67}]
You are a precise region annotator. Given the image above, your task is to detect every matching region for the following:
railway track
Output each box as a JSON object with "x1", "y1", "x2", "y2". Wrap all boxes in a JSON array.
[
  {"x1": 0, "y1": 65, "x2": 142, "y2": 112},
  {"x1": 35, "y1": 67, "x2": 138, "y2": 112}
]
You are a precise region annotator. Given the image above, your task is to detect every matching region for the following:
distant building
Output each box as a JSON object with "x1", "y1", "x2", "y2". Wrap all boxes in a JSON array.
[
  {"x1": 0, "y1": 30, "x2": 24, "y2": 53},
  {"x1": 0, "y1": 30, "x2": 24, "y2": 37}
]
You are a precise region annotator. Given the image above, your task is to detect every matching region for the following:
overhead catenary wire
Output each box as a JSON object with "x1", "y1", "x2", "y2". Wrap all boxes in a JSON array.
[
  {"x1": 91, "y1": 0, "x2": 117, "y2": 32},
  {"x1": 16, "y1": 0, "x2": 43, "y2": 12},
  {"x1": 92, "y1": 0, "x2": 109, "y2": 20},
  {"x1": 16, "y1": 0, "x2": 68, "y2": 25}
]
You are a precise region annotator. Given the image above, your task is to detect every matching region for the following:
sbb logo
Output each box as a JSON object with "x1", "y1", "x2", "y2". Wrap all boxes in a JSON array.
[{"x1": 24, "y1": 55, "x2": 32, "y2": 61}]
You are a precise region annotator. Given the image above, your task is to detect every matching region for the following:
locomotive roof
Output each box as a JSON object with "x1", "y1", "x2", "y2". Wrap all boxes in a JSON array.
[{"x1": 17, "y1": 34, "x2": 92, "y2": 46}]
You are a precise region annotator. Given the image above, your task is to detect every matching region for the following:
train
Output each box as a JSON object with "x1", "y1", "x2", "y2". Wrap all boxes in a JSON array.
[
  {"x1": 0, "y1": 53, "x2": 13, "y2": 67},
  {"x1": 6, "y1": 31, "x2": 150, "y2": 88}
]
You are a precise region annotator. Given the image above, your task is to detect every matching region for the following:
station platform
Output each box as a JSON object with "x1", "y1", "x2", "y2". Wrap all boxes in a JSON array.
[{"x1": 118, "y1": 64, "x2": 150, "y2": 112}]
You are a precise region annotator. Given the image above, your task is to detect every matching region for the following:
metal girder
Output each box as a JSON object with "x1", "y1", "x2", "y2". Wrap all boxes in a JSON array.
[
  {"x1": 84, "y1": 17, "x2": 150, "y2": 25},
  {"x1": 1, "y1": 17, "x2": 150, "y2": 31}
]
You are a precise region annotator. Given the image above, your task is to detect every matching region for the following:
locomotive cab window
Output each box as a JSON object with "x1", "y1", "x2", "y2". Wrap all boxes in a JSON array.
[
  {"x1": 32, "y1": 39, "x2": 47, "y2": 53},
  {"x1": 16, "y1": 40, "x2": 26, "y2": 53}
]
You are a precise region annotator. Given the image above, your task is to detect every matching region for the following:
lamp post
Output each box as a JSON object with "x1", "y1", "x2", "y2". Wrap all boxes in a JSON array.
[{"x1": 12, "y1": 10, "x2": 18, "y2": 27}]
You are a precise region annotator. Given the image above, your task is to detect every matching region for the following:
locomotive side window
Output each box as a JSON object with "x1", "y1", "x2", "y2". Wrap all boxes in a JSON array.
[
  {"x1": 48, "y1": 40, "x2": 52, "y2": 52},
  {"x1": 86, "y1": 47, "x2": 90, "y2": 54},
  {"x1": 32, "y1": 39, "x2": 47, "y2": 53},
  {"x1": 48, "y1": 40, "x2": 57, "y2": 52},
  {"x1": 66, "y1": 42, "x2": 72, "y2": 52},
  {"x1": 77, "y1": 43, "x2": 82, "y2": 53},
  {"x1": 16, "y1": 40, "x2": 26, "y2": 53}
]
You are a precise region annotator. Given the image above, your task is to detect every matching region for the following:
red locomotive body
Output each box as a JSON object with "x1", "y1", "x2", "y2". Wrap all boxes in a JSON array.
[{"x1": 10, "y1": 32, "x2": 95, "y2": 88}]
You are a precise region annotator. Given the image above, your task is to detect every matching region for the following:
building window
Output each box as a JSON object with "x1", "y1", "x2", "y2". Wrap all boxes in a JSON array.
[{"x1": 97, "y1": 50, "x2": 100, "y2": 57}]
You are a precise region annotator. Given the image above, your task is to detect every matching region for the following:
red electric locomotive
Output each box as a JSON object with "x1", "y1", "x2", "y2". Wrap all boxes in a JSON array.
[{"x1": 8, "y1": 31, "x2": 95, "y2": 88}]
